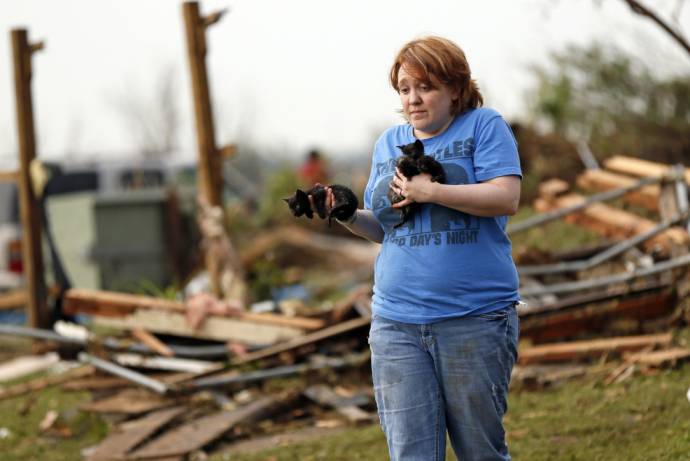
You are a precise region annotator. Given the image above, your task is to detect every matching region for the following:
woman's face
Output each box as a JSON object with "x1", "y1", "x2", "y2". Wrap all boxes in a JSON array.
[{"x1": 397, "y1": 66, "x2": 458, "y2": 139}]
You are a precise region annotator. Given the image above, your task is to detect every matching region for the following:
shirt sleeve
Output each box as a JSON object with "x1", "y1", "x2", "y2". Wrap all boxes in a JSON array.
[{"x1": 473, "y1": 115, "x2": 522, "y2": 182}]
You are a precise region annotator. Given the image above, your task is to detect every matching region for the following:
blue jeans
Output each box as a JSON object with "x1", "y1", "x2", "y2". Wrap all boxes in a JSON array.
[{"x1": 369, "y1": 305, "x2": 519, "y2": 461}]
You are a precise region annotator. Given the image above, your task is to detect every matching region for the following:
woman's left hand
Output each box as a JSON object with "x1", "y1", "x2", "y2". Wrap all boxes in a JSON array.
[{"x1": 390, "y1": 168, "x2": 435, "y2": 208}]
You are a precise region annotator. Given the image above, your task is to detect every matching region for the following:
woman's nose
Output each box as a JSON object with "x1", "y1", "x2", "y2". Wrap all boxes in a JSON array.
[{"x1": 409, "y1": 89, "x2": 422, "y2": 104}]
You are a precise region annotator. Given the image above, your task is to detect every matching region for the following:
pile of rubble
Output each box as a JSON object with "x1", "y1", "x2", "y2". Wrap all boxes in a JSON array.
[{"x1": 1, "y1": 156, "x2": 690, "y2": 459}]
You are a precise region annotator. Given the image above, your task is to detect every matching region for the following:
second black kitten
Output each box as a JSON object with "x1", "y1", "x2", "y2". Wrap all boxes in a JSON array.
[
  {"x1": 284, "y1": 184, "x2": 359, "y2": 226},
  {"x1": 388, "y1": 139, "x2": 446, "y2": 228}
]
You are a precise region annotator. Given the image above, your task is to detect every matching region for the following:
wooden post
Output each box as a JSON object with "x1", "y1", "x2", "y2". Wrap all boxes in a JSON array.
[
  {"x1": 182, "y1": 1, "x2": 226, "y2": 296},
  {"x1": 11, "y1": 29, "x2": 48, "y2": 328}
]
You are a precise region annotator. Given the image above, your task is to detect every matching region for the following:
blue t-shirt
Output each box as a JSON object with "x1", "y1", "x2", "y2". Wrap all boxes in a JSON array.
[{"x1": 364, "y1": 107, "x2": 522, "y2": 324}]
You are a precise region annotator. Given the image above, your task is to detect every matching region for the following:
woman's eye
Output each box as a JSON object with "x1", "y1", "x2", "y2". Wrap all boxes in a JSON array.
[
  {"x1": 419, "y1": 85, "x2": 429, "y2": 91},
  {"x1": 400, "y1": 88, "x2": 409, "y2": 94}
]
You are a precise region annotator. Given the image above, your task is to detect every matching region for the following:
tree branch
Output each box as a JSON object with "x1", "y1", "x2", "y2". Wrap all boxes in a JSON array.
[{"x1": 621, "y1": 0, "x2": 690, "y2": 57}]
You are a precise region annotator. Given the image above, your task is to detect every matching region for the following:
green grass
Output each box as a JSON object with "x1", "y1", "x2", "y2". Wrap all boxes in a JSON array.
[
  {"x1": 0, "y1": 384, "x2": 107, "y2": 461},
  {"x1": 2, "y1": 342, "x2": 689, "y2": 460},
  {"x1": 211, "y1": 361, "x2": 690, "y2": 461}
]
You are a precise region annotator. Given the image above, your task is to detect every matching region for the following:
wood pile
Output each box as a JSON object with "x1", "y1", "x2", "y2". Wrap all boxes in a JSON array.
[{"x1": 511, "y1": 155, "x2": 690, "y2": 389}]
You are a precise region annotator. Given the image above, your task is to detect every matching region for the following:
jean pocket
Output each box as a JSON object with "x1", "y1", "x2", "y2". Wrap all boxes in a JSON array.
[{"x1": 476, "y1": 307, "x2": 509, "y2": 321}]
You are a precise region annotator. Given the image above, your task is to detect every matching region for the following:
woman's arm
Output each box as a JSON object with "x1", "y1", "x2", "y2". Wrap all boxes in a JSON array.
[
  {"x1": 390, "y1": 172, "x2": 521, "y2": 217},
  {"x1": 336, "y1": 209, "x2": 385, "y2": 244},
  {"x1": 310, "y1": 187, "x2": 384, "y2": 243}
]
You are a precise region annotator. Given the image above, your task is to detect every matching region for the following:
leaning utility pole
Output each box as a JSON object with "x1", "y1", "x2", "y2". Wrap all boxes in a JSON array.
[
  {"x1": 182, "y1": 2, "x2": 245, "y2": 301},
  {"x1": 11, "y1": 28, "x2": 48, "y2": 328}
]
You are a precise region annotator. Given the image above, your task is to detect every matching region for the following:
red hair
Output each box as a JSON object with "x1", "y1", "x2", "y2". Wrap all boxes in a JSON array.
[{"x1": 390, "y1": 36, "x2": 483, "y2": 115}]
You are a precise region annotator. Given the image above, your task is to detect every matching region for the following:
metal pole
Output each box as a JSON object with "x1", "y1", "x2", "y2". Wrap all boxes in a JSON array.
[{"x1": 78, "y1": 352, "x2": 169, "y2": 395}]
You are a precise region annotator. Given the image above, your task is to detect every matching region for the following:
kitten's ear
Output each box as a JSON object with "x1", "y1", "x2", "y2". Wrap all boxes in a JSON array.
[
  {"x1": 396, "y1": 145, "x2": 404, "y2": 152},
  {"x1": 414, "y1": 139, "x2": 424, "y2": 151},
  {"x1": 282, "y1": 198, "x2": 290, "y2": 203},
  {"x1": 296, "y1": 189, "x2": 308, "y2": 199}
]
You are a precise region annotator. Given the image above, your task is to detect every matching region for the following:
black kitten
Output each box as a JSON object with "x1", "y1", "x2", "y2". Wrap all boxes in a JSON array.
[
  {"x1": 388, "y1": 139, "x2": 446, "y2": 228},
  {"x1": 284, "y1": 184, "x2": 359, "y2": 226}
]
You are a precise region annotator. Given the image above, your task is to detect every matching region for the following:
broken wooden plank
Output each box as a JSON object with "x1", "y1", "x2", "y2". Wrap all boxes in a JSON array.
[
  {"x1": 0, "y1": 364, "x2": 94, "y2": 400},
  {"x1": 576, "y1": 169, "x2": 660, "y2": 211},
  {"x1": 231, "y1": 316, "x2": 371, "y2": 366},
  {"x1": 86, "y1": 406, "x2": 186, "y2": 461},
  {"x1": 132, "y1": 328, "x2": 174, "y2": 357},
  {"x1": 63, "y1": 288, "x2": 323, "y2": 330},
  {"x1": 0, "y1": 352, "x2": 59, "y2": 382},
  {"x1": 535, "y1": 192, "x2": 689, "y2": 252},
  {"x1": 92, "y1": 309, "x2": 304, "y2": 345},
  {"x1": 303, "y1": 384, "x2": 373, "y2": 424},
  {"x1": 625, "y1": 347, "x2": 690, "y2": 367},
  {"x1": 128, "y1": 394, "x2": 286, "y2": 459},
  {"x1": 511, "y1": 364, "x2": 589, "y2": 389},
  {"x1": 604, "y1": 155, "x2": 690, "y2": 184},
  {"x1": 80, "y1": 388, "x2": 174, "y2": 415},
  {"x1": 518, "y1": 332, "x2": 673, "y2": 365}
]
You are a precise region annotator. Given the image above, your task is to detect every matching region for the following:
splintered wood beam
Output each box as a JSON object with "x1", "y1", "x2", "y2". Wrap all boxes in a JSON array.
[
  {"x1": 12, "y1": 28, "x2": 47, "y2": 328},
  {"x1": 92, "y1": 309, "x2": 304, "y2": 345},
  {"x1": 128, "y1": 394, "x2": 289, "y2": 459},
  {"x1": 518, "y1": 332, "x2": 673, "y2": 365},
  {"x1": 604, "y1": 155, "x2": 690, "y2": 184},
  {"x1": 63, "y1": 288, "x2": 324, "y2": 330},
  {"x1": 576, "y1": 169, "x2": 660, "y2": 211},
  {"x1": 85, "y1": 406, "x2": 186, "y2": 461},
  {"x1": 0, "y1": 365, "x2": 94, "y2": 401},
  {"x1": 535, "y1": 192, "x2": 689, "y2": 253}
]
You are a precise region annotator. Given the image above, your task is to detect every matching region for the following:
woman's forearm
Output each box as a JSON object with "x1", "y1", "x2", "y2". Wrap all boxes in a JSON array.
[
  {"x1": 428, "y1": 176, "x2": 521, "y2": 217},
  {"x1": 339, "y1": 209, "x2": 384, "y2": 243}
]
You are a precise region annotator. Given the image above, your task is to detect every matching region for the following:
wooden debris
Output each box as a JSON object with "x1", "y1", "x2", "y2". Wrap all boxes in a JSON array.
[
  {"x1": 231, "y1": 316, "x2": 371, "y2": 365},
  {"x1": 511, "y1": 364, "x2": 589, "y2": 389},
  {"x1": 0, "y1": 352, "x2": 59, "y2": 382},
  {"x1": 328, "y1": 284, "x2": 371, "y2": 323},
  {"x1": 128, "y1": 394, "x2": 288, "y2": 459},
  {"x1": 80, "y1": 388, "x2": 174, "y2": 415},
  {"x1": 604, "y1": 155, "x2": 690, "y2": 184},
  {"x1": 520, "y1": 289, "x2": 675, "y2": 343},
  {"x1": 132, "y1": 329, "x2": 174, "y2": 357},
  {"x1": 576, "y1": 169, "x2": 660, "y2": 211},
  {"x1": 86, "y1": 406, "x2": 186, "y2": 461},
  {"x1": 303, "y1": 385, "x2": 373, "y2": 424},
  {"x1": 625, "y1": 347, "x2": 690, "y2": 367},
  {"x1": 518, "y1": 332, "x2": 673, "y2": 365},
  {"x1": 535, "y1": 192, "x2": 689, "y2": 252},
  {"x1": 64, "y1": 288, "x2": 323, "y2": 330},
  {"x1": 93, "y1": 309, "x2": 305, "y2": 345},
  {"x1": 0, "y1": 365, "x2": 94, "y2": 400}
]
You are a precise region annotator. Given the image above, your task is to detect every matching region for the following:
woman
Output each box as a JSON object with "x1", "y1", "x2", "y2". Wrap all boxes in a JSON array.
[{"x1": 318, "y1": 36, "x2": 521, "y2": 460}]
